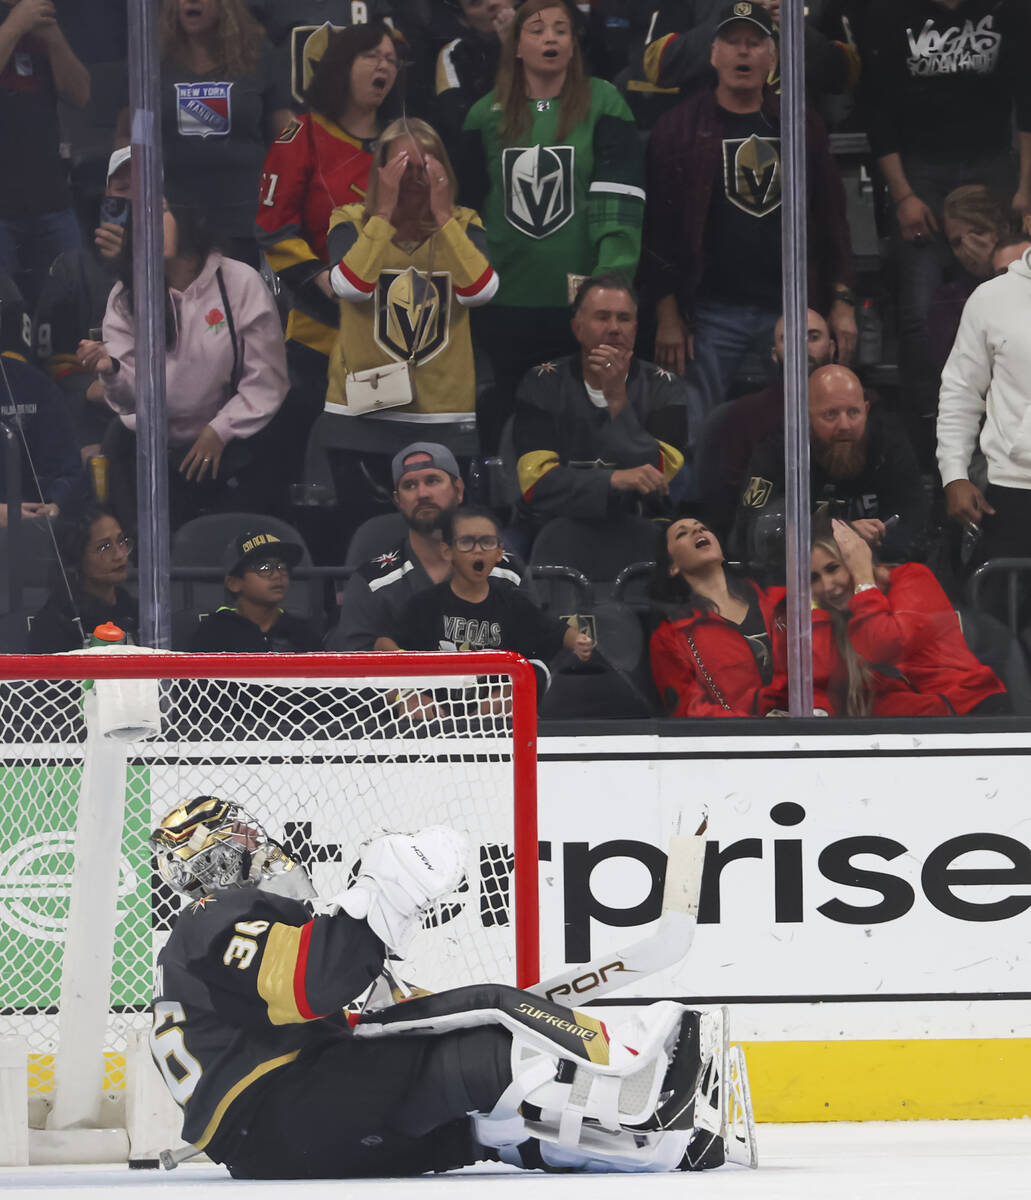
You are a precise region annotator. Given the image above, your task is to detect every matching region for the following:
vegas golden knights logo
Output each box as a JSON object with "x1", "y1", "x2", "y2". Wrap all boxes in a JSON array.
[
  {"x1": 375, "y1": 268, "x2": 450, "y2": 364},
  {"x1": 291, "y1": 23, "x2": 344, "y2": 104},
  {"x1": 742, "y1": 476, "x2": 773, "y2": 508},
  {"x1": 502, "y1": 145, "x2": 575, "y2": 238},
  {"x1": 723, "y1": 133, "x2": 781, "y2": 217}
]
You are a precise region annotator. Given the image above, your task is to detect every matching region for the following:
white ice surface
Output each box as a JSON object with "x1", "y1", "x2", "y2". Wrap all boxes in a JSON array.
[{"x1": 2, "y1": 1121, "x2": 1030, "y2": 1200}]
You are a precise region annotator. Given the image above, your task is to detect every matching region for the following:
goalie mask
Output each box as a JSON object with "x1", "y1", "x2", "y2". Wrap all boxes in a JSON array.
[{"x1": 150, "y1": 796, "x2": 315, "y2": 901}]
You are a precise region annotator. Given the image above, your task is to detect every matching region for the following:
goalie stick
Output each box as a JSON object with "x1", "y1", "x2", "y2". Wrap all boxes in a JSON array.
[{"x1": 530, "y1": 825, "x2": 707, "y2": 1004}]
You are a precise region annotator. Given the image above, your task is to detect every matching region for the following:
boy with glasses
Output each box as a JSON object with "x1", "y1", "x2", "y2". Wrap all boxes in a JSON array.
[
  {"x1": 187, "y1": 530, "x2": 322, "y2": 652},
  {"x1": 377, "y1": 506, "x2": 592, "y2": 692}
]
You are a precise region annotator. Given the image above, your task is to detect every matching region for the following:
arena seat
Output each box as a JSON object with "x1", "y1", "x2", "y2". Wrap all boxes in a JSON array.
[{"x1": 170, "y1": 512, "x2": 317, "y2": 622}]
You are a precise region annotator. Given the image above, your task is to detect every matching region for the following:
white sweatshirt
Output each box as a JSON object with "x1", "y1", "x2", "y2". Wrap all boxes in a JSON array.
[{"x1": 938, "y1": 250, "x2": 1031, "y2": 492}]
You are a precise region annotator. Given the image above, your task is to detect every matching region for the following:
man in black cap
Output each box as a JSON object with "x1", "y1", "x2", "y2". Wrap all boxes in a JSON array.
[
  {"x1": 188, "y1": 530, "x2": 322, "y2": 652},
  {"x1": 325, "y1": 441, "x2": 522, "y2": 650},
  {"x1": 644, "y1": 1, "x2": 855, "y2": 418},
  {"x1": 35, "y1": 147, "x2": 133, "y2": 462},
  {"x1": 642, "y1": 0, "x2": 859, "y2": 104}
]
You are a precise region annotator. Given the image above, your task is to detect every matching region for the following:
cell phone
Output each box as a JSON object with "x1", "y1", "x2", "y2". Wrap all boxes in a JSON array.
[{"x1": 98, "y1": 195, "x2": 131, "y2": 228}]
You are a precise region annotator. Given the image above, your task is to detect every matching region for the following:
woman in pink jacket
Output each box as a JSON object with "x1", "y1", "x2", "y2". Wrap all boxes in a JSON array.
[{"x1": 77, "y1": 205, "x2": 288, "y2": 528}]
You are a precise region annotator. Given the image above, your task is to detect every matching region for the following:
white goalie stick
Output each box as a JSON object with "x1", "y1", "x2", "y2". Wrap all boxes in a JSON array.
[
  {"x1": 530, "y1": 822, "x2": 708, "y2": 1005},
  {"x1": 368, "y1": 821, "x2": 708, "y2": 1010}
]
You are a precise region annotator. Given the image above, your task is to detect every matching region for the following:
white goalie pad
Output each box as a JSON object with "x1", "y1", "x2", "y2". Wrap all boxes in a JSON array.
[{"x1": 354, "y1": 994, "x2": 683, "y2": 1083}]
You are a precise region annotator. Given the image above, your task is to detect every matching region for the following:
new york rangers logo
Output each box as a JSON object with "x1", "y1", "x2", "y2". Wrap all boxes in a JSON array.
[
  {"x1": 175, "y1": 82, "x2": 233, "y2": 137},
  {"x1": 502, "y1": 145, "x2": 574, "y2": 239}
]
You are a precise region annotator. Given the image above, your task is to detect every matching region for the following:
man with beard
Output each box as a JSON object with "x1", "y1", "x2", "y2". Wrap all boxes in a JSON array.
[
  {"x1": 325, "y1": 442, "x2": 522, "y2": 649},
  {"x1": 513, "y1": 274, "x2": 689, "y2": 528},
  {"x1": 694, "y1": 308, "x2": 838, "y2": 534},
  {"x1": 732, "y1": 365, "x2": 927, "y2": 570}
]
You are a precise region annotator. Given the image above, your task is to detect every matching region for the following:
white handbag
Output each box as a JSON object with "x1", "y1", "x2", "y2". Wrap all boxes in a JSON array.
[{"x1": 342, "y1": 359, "x2": 414, "y2": 414}]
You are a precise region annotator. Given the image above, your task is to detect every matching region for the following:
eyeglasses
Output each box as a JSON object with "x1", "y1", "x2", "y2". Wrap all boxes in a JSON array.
[
  {"x1": 93, "y1": 534, "x2": 133, "y2": 557},
  {"x1": 357, "y1": 49, "x2": 399, "y2": 69},
  {"x1": 452, "y1": 535, "x2": 500, "y2": 552},
  {"x1": 246, "y1": 559, "x2": 291, "y2": 576}
]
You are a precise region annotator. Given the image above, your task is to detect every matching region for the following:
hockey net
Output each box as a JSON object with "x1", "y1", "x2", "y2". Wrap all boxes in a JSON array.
[{"x1": 0, "y1": 651, "x2": 539, "y2": 1115}]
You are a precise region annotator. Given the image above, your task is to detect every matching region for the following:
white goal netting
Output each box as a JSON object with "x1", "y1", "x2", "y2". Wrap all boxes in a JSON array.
[{"x1": 0, "y1": 652, "x2": 538, "y2": 1098}]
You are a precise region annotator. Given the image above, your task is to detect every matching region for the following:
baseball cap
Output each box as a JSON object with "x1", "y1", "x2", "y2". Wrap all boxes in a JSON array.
[
  {"x1": 224, "y1": 530, "x2": 304, "y2": 577},
  {"x1": 714, "y1": 2, "x2": 776, "y2": 38},
  {"x1": 107, "y1": 146, "x2": 132, "y2": 182},
  {"x1": 391, "y1": 442, "x2": 461, "y2": 487}
]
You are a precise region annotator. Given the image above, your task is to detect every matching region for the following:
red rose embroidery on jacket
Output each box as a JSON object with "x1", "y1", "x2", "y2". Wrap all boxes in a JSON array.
[{"x1": 205, "y1": 308, "x2": 226, "y2": 332}]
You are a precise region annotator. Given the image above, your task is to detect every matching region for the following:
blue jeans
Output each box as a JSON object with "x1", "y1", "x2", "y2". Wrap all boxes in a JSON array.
[
  {"x1": 691, "y1": 300, "x2": 780, "y2": 420},
  {"x1": 0, "y1": 209, "x2": 82, "y2": 310}
]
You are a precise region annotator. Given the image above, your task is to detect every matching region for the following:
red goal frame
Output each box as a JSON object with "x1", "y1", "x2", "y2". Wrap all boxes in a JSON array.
[{"x1": 0, "y1": 650, "x2": 540, "y2": 987}]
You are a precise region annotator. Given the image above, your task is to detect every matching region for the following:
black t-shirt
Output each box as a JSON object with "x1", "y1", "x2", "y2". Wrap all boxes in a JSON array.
[
  {"x1": 732, "y1": 592, "x2": 773, "y2": 686},
  {"x1": 395, "y1": 580, "x2": 567, "y2": 663},
  {"x1": 700, "y1": 107, "x2": 782, "y2": 309},
  {"x1": 188, "y1": 606, "x2": 323, "y2": 652},
  {"x1": 863, "y1": 0, "x2": 1031, "y2": 158},
  {"x1": 28, "y1": 587, "x2": 138, "y2": 653},
  {"x1": 249, "y1": 0, "x2": 393, "y2": 45},
  {"x1": 0, "y1": 16, "x2": 69, "y2": 218},
  {"x1": 160, "y1": 40, "x2": 291, "y2": 239}
]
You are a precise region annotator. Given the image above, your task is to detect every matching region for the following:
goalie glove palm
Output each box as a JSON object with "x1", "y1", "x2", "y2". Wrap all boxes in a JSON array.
[{"x1": 337, "y1": 826, "x2": 468, "y2": 954}]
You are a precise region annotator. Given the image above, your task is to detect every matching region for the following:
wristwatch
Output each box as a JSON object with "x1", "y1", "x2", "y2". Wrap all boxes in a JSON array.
[
  {"x1": 853, "y1": 583, "x2": 877, "y2": 594},
  {"x1": 832, "y1": 287, "x2": 858, "y2": 307}
]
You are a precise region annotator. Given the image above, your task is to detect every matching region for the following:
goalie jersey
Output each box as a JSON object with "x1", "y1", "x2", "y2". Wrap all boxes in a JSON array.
[{"x1": 151, "y1": 887, "x2": 385, "y2": 1157}]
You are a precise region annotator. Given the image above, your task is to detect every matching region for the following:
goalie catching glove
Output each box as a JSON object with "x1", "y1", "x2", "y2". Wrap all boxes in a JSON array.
[{"x1": 328, "y1": 826, "x2": 469, "y2": 954}]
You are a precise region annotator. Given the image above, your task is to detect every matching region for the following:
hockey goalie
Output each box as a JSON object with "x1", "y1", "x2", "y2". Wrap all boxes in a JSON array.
[{"x1": 148, "y1": 796, "x2": 757, "y2": 1179}]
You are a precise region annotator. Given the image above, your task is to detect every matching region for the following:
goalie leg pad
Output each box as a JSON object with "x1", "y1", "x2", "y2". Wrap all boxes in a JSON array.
[
  {"x1": 476, "y1": 999, "x2": 697, "y2": 1150},
  {"x1": 487, "y1": 1130, "x2": 697, "y2": 1174}
]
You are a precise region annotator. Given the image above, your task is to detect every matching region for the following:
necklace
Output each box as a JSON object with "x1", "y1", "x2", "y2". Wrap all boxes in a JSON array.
[{"x1": 534, "y1": 98, "x2": 551, "y2": 113}]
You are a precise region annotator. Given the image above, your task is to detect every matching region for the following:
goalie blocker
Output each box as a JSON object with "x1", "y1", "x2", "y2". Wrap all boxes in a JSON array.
[{"x1": 148, "y1": 798, "x2": 756, "y2": 1177}]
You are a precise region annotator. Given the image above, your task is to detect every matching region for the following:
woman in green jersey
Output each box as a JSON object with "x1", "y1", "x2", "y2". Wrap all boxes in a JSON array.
[{"x1": 462, "y1": 0, "x2": 644, "y2": 452}]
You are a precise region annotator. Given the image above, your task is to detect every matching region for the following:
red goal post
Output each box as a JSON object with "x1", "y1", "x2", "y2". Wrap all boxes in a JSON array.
[{"x1": 0, "y1": 650, "x2": 539, "y2": 1159}]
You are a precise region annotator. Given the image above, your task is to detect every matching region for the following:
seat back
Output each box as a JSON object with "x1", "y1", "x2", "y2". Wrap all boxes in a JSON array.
[
  {"x1": 344, "y1": 512, "x2": 407, "y2": 568},
  {"x1": 170, "y1": 512, "x2": 316, "y2": 620},
  {"x1": 0, "y1": 518, "x2": 59, "y2": 617},
  {"x1": 530, "y1": 516, "x2": 659, "y2": 596},
  {"x1": 957, "y1": 605, "x2": 1031, "y2": 716}
]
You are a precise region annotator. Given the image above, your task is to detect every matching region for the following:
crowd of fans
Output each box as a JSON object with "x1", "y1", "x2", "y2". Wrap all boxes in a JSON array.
[{"x1": 2, "y1": 0, "x2": 1031, "y2": 721}]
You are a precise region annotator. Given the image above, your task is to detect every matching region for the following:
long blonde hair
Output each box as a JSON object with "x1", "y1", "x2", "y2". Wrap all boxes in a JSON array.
[
  {"x1": 363, "y1": 118, "x2": 457, "y2": 236},
  {"x1": 494, "y1": 0, "x2": 591, "y2": 144},
  {"x1": 811, "y1": 517, "x2": 873, "y2": 717},
  {"x1": 160, "y1": 0, "x2": 261, "y2": 78}
]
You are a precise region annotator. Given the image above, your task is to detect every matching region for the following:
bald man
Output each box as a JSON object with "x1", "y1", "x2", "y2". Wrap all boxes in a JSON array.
[
  {"x1": 732, "y1": 364, "x2": 928, "y2": 570},
  {"x1": 694, "y1": 308, "x2": 836, "y2": 534}
]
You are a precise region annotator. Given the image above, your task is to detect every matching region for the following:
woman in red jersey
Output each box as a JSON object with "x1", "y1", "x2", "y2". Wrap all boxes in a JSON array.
[
  {"x1": 254, "y1": 20, "x2": 402, "y2": 505},
  {"x1": 649, "y1": 516, "x2": 789, "y2": 717},
  {"x1": 810, "y1": 516, "x2": 1008, "y2": 716}
]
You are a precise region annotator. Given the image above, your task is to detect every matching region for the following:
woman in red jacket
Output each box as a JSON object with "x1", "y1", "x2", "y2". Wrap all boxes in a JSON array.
[
  {"x1": 649, "y1": 517, "x2": 787, "y2": 717},
  {"x1": 810, "y1": 517, "x2": 1009, "y2": 716}
]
